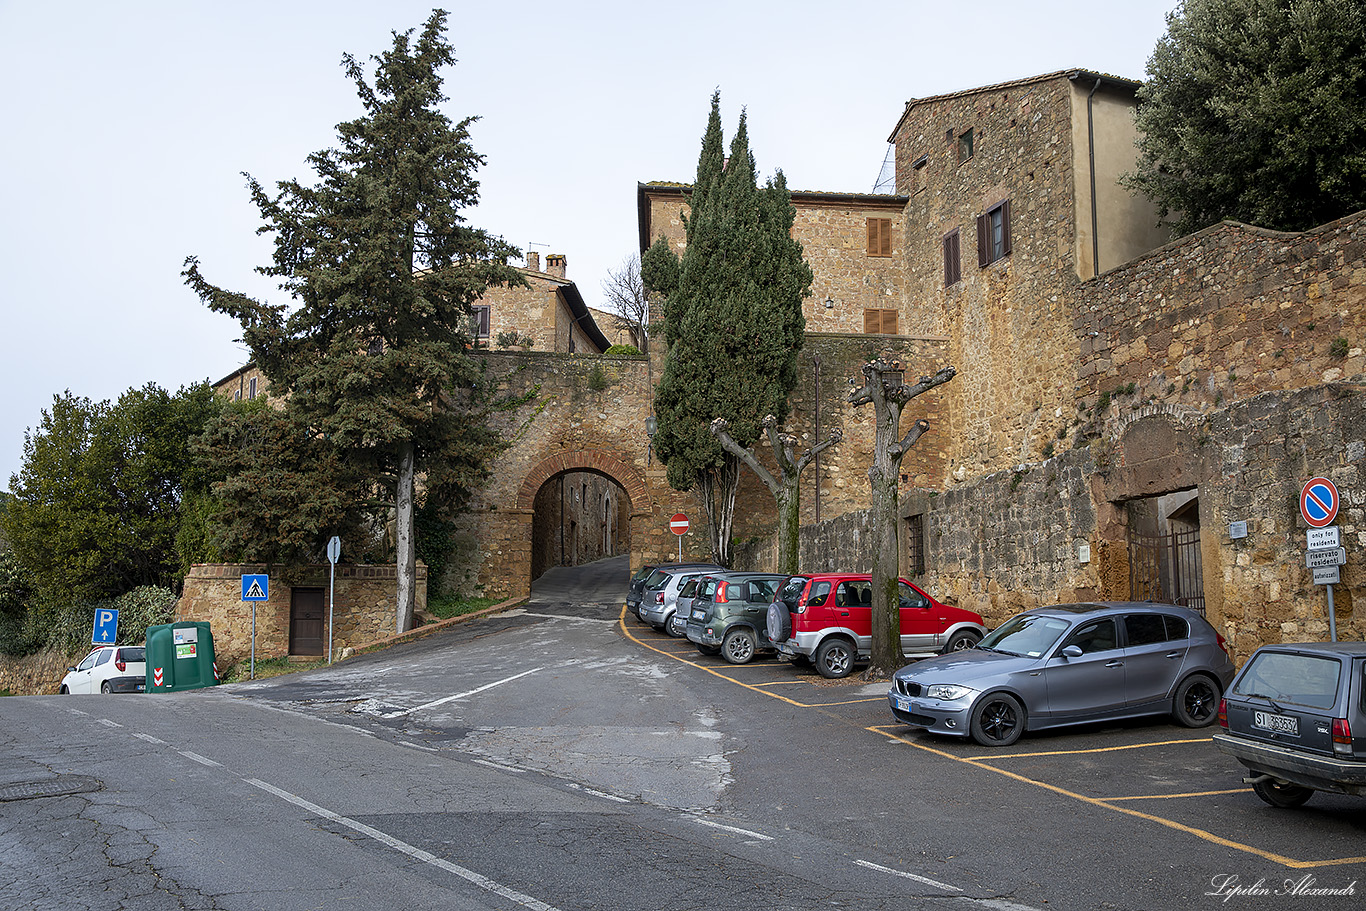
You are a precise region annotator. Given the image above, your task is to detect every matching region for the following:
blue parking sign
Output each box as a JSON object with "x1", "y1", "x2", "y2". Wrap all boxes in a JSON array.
[
  {"x1": 93, "y1": 608, "x2": 119, "y2": 644},
  {"x1": 242, "y1": 574, "x2": 270, "y2": 602}
]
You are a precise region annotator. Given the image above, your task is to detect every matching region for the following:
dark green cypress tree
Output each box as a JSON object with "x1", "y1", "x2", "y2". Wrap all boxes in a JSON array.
[
  {"x1": 650, "y1": 93, "x2": 812, "y2": 565},
  {"x1": 183, "y1": 11, "x2": 523, "y2": 632}
]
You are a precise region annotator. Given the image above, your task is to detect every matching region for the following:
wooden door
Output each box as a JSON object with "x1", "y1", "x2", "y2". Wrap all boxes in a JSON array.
[{"x1": 290, "y1": 588, "x2": 325, "y2": 656}]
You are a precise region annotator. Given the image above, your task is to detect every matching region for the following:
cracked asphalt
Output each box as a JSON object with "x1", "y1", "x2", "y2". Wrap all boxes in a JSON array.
[{"x1": 4, "y1": 555, "x2": 1356, "y2": 910}]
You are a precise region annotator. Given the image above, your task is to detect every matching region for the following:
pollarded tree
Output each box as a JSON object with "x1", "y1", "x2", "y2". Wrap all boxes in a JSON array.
[
  {"x1": 710, "y1": 416, "x2": 841, "y2": 575},
  {"x1": 650, "y1": 93, "x2": 813, "y2": 566},
  {"x1": 1127, "y1": 0, "x2": 1366, "y2": 235},
  {"x1": 183, "y1": 11, "x2": 524, "y2": 633},
  {"x1": 849, "y1": 359, "x2": 956, "y2": 678}
]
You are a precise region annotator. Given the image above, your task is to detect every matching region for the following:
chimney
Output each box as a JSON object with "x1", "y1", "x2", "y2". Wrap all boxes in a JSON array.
[
  {"x1": 546, "y1": 254, "x2": 567, "y2": 279},
  {"x1": 526, "y1": 249, "x2": 540, "y2": 272}
]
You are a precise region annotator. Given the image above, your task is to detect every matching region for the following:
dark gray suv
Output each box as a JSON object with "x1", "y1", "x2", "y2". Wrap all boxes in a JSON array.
[
  {"x1": 685, "y1": 571, "x2": 788, "y2": 664},
  {"x1": 1214, "y1": 641, "x2": 1366, "y2": 807}
]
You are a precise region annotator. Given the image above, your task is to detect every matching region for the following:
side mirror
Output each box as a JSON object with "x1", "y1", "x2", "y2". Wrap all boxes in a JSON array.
[
  {"x1": 1062, "y1": 645, "x2": 1083, "y2": 659},
  {"x1": 67, "y1": 666, "x2": 76, "y2": 672}
]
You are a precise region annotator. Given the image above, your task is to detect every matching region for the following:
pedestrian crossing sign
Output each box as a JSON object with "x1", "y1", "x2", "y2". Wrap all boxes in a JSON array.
[{"x1": 241, "y1": 574, "x2": 269, "y2": 602}]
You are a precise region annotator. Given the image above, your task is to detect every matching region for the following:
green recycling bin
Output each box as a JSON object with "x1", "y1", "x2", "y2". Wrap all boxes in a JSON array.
[{"x1": 145, "y1": 621, "x2": 218, "y2": 692}]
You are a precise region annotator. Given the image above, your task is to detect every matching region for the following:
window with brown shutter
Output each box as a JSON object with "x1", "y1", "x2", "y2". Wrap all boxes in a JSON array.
[
  {"x1": 943, "y1": 229, "x2": 961, "y2": 286},
  {"x1": 866, "y1": 217, "x2": 893, "y2": 257},
  {"x1": 976, "y1": 199, "x2": 1012, "y2": 267},
  {"x1": 863, "y1": 308, "x2": 898, "y2": 335}
]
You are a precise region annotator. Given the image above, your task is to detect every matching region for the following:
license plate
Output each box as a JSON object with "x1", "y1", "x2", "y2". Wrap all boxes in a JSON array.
[
  {"x1": 1253, "y1": 711, "x2": 1299, "y2": 736},
  {"x1": 893, "y1": 694, "x2": 913, "y2": 713},
  {"x1": 691, "y1": 609, "x2": 706, "y2": 620}
]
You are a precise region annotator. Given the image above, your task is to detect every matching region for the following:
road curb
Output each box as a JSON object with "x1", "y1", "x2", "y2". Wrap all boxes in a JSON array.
[{"x1": 352, "y1": 597, "x2": 529, "y2": 656}]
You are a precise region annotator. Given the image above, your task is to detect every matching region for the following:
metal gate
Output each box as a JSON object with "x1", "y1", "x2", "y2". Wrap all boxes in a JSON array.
[{"x1": 1130, "y1": 528, "x2": 1205, "y2": 615}]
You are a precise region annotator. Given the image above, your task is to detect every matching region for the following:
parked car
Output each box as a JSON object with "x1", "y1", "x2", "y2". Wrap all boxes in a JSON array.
[
  {"x1": 59, "y1": 645, "x2": 147, "y2": 694},
  {"x1": 769, "y1": 573, "x2": 987, "y2": 679},
  {"x1": 1213, "y1": 641, "x2": 1366, "y2": 807},
  {"x1": 686, "y1": 572, "x2": 790, "y2": 664},
  {"x1": 639, "y1": 564, "x2": 725, "y2": 631},
  {"x1": 887, "y1": 602, "x2": 1234, "y2": 746},
  {"x1": 666, "y1": 575, "x2": 711, "y2": 637},
  {"x1": 625, "y1": 564, "x2": 657, "y2": 619}
]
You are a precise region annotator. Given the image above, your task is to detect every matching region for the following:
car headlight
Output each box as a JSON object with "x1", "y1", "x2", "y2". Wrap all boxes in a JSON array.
[{"x1": 925, "y1": 684, "x2": 974, "y2": 701}]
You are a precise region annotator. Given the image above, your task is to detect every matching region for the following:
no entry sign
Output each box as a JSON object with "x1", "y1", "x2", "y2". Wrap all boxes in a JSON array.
[
  {"x1": 670, "y1": 513, "x2": 689, "y2": 536},
  {"x1": 1300, "y1": 477, "x2": 1339, "y2": 528}
]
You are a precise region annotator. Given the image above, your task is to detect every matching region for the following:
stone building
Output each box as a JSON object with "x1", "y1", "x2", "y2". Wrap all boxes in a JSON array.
[{"x1": 636, "y1": 68, "x2": 1363, "y2": 661}]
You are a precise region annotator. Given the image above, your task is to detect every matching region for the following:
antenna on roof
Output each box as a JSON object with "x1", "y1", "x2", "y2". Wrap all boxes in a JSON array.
[{"x1": 872, "y1": 143, "x2": 897, "y2": 194}]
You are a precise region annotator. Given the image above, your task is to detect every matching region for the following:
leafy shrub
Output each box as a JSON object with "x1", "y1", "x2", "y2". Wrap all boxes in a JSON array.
[{"x1": 604, "y1": 344, "x2": 642, "y2": 356}]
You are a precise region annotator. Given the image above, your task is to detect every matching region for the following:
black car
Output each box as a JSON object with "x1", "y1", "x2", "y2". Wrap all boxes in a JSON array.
[
  {"x1": 625, "y1": 564, "x2": 656, "y2": 618},
  {"x1": 1214, "y1": 641, "x2": 1366, "y2": 807},
  {"x1": 685, "y1": 571, "x2": 788, "y2": 664}
]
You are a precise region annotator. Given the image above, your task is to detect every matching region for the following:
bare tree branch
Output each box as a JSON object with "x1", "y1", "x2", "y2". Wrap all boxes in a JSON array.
[{"x1": 600, "y1": 254, "x2": 650, "y2": 352}]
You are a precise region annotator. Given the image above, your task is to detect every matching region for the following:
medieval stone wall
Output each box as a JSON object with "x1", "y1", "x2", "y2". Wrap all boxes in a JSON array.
[
  {"x1": 0, "y1": 648, "x2": 82, "y2": 697},
  {"x1": 1074, "y1": 213, "x2": 1366, "y2": 410}
]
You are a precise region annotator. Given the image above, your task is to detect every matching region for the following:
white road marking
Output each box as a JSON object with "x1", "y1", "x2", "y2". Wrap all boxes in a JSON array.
[
  {"x1": 97, "y1": 719, "x2": 121, "y2": 728},
  {"x1": 564, "y1": 782, "x2": 630, "y2": 803},
  {"x1": 179, "y1": 751, "x2": 222, "y2": 767},
  {"x1": 854, "y1": 859, "x2": 961, "y2": 891},
  {"x1": 381, "y1": 667, "x2": 544, "y2": 718},
  {"x1": 245, "y1": 778, "x2": 562, "y2": 911},
  {"x1": 691, "y1": 817, "x2": 773, "y2": 841},
  {"x1": 472, "y1": 758, "x2": 527, "y2": 773},
  {"x1": 399, "y1": 740, "x2": 439, "y2": 752},
  {"x1": 132, "y1": 733, "x2": 166, "y2": 744}
]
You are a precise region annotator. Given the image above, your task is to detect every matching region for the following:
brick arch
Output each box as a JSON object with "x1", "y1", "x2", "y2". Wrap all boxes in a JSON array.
[{"x1": 516, "y1": 450, "x2": 648, "y2": 514}]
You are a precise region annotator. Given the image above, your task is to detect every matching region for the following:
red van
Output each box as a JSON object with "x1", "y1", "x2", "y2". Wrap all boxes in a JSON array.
[{"x1": 768, "y1": 573, "x2": 986, "y2": 679}]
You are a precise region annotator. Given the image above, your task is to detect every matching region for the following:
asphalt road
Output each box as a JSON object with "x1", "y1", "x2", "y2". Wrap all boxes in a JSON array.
[{"x1": 3, "y1": 555, "x2": 1364, "y2": 910}]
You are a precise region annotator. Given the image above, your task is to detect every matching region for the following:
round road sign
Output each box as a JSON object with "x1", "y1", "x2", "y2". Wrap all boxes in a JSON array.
[
  {"x1": 670, "y1": 513, "x2": 689, "y2": 536},
  {"x1": 1300, "y1": 477, "x2": 1339, "y2": 528}
]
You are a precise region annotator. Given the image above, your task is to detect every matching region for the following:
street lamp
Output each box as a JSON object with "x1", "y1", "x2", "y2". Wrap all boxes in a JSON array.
[{"x1": 645, "y1": 414, "x2": 658, "y2": 464}]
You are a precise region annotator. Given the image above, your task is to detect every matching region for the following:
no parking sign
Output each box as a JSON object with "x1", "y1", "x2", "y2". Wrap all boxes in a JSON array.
[{"x1": 1300, "y1": 477, "x2": 1339, "y2": 528}]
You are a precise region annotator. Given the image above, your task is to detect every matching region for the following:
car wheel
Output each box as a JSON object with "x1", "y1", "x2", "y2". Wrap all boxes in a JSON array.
[
  {"x1": 666, "y1": 612, "x2": 686, "y2": 638},
  {"x1": 722, "y1": 629, "x2": 757, "y2": 665},
  {"x1": 101, "y1": 681, "x2": 112, "y2": 694},
  {"x1": 696, "y1": 644, "x2": 720, "y2": 657},
  {"x1": 814, "y1": 638, "x2": 855, "y2": 679},
  {"x1": 1252, "y1": 777, "x2": 1313, "y2": 809},
  {"x1": 1172, "y1": 674, "x2": 1219, "y2": 727},
  {"x1": 940, "y1": 630, "x2": 981, "y2": 654},
  {"x1": 970, "y1": 693, "x2": 1025, "y2": 747},
  {"x1": 59, "y1": 685, "x2": 69, "y2": 695},
  {"x1": 766, "y1": 602, "x2": 791, "y2": 644}
]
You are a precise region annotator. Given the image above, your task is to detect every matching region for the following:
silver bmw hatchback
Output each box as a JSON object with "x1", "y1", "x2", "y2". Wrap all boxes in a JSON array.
[{"x1": 888, "y1": 602, "x2": 1236, "y2": 747}]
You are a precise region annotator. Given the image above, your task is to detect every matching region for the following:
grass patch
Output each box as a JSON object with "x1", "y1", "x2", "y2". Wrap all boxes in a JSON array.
[
  {"x1": 221, "y1": 655, "x2": 327, "y2": 684},
  {"x1": 426, "y1": 594, "x2": 504, "y2": 621}
]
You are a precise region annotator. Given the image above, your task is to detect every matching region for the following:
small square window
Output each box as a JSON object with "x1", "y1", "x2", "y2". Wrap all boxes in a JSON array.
[
  {"x1": 957, "y1": 129, "x2": 974, "y2": 164},
  {"x1": 862, "y1": 308, "x2": 898, "y2": 335},
  {"x1": 866, "y1": 217, "x2": 893, "y2": 257}
]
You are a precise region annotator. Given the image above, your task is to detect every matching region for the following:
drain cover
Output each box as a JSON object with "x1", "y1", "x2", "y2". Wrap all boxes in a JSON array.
[{"x1": 0, "y1": 775, "x2": 102, "y2": 802}]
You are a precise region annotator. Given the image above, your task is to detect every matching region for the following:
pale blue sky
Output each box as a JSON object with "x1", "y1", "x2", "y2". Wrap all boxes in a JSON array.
[{"x1": 0, "y1": 0, "x2": 1180, "y2": 487}]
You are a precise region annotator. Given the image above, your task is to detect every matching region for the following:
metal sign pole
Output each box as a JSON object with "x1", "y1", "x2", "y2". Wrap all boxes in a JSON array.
[
  {"x1": 1327, "y1": 584, "x2": 1338, "y2": 642},
  {"x1": 251, "y1": 603, "x2": 256, "y2": 680},
  {"x1": 328, "y1": 561, "x2": 336, "y2": 664}
]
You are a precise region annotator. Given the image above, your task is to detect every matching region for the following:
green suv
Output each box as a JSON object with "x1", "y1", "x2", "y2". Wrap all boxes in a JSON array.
[{"x1": 684, "y1": 571, "x2": 789, "y2": 664}]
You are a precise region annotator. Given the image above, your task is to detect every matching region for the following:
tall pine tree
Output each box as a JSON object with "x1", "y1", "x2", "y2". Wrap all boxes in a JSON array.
[
  {"x1": 184, "y1": 11, "x2": 523, "y2": 632},
  {"x1": 649, "y1": 93, "x2": 812, "y2": 566}
]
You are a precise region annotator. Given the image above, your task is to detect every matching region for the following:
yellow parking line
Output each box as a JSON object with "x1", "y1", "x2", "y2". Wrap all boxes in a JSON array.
[
  {"x1": 964, "y1": 737, "x2": 1210, "y2": 762},
  {"x1": 1103, "y1": 788, "x2": 1250, "y2": 801},
  {"x1": 868, "y1": 725, "x2": 1366, "y2": 869},
  {"x1": 622, "y1": 611, "x2": 1365, "y2": 870}
]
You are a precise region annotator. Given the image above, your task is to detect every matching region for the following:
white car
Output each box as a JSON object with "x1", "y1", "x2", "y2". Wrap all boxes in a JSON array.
[{"x1": 59, "y1": 645, "x2": 146, "y2": 694}]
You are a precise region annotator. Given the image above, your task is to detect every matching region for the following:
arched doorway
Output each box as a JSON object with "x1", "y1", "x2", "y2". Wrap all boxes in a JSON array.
[
  {"x1": 516, "y1": 451, "x2": 649, "y2": 583},
  {"x1": 530, "y1": 470, "x2": 630, "y2": 578}
]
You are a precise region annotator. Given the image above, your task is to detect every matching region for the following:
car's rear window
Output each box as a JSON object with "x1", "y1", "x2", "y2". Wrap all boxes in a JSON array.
[
  {"x1": 1233, "y1": 652, "x2": 1341, "y2": 710},
  {"x1": 644, "y1": 569, "x2": 671, "y2": 588},
  {"x1": 120, "y1": 647, "x2": 145, "y2": 662}
]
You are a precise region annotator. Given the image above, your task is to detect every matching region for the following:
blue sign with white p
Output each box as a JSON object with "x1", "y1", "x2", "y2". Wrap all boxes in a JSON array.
[
  {"x1": 242, "y1": 574, "x2": 270, "y2": 602},
  {"x1": 93, "y1": 608, "x2": 119, "y2": 644}
]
